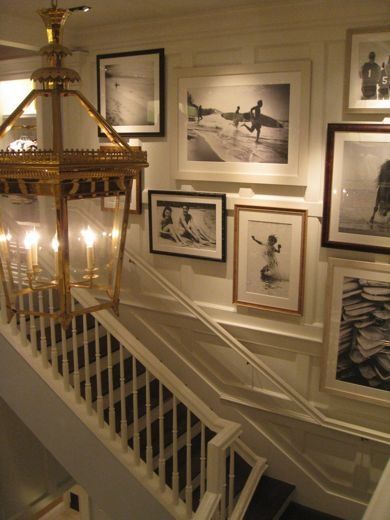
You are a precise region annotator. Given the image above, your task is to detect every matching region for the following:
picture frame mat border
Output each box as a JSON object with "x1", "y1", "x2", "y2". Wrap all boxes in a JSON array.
[
  {"x1": 343, "y1": 25, "x2": 390, "y2": 115},
  {"x1": 172, "y1": 60, "x2": 311, "y2": 186}
]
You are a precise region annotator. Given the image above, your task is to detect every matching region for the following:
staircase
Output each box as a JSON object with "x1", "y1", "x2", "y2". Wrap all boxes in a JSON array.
[{"x1": 0, "y1": 288, "x2": 301, "y2": 519}]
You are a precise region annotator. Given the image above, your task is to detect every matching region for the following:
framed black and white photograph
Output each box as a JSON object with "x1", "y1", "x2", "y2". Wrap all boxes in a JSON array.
[
  {"x1": 233, "y1": 205, "x2": 306, "y2": 315},
  {"x1": 322, "y1": 123, "x2": 390, "y2": 254},
  {"x1": 322, "y1": 258, "x2": 390, "y2": 407},
  {"x1": 344, "y1": 26, "x2": 390, "y2": 114},
  {"x1": 148, "y1": 191, "x2": 226, "y2": 261},
  {"x1": 97, "y1": 48, "x2": 165, "y2": 136},
  {"x1": 174, "y1": 61, "x2": 310, "y2": 185},
  {"x1": 101, "y1": 170, "x2": 142, "y2": 214}
]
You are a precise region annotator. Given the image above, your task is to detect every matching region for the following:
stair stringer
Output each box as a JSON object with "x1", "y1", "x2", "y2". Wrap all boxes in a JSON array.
[
  {"x1": 117, "y1": 303, "x2": 369, "y2": 519},
  {"x1": 0, "y1": 325, "x2": 179, "y2": 520}
]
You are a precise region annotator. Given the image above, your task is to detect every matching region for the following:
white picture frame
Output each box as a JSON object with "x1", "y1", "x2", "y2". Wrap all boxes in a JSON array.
[
  {"x1": 344, "y1": 26, "x2": 390, "y2": 115},
  {"x1": 173, "y1": 61, "x2": 311, "y2": 185}
]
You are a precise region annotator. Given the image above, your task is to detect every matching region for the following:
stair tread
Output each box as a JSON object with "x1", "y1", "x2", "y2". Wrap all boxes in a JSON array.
[
  {"x1": 244, "y1": 476, "x2": 295, "y2": 520},
  {"x1": 280, "y1": 502, "x2": 345, "y2": 520},
  {"x1": 134, "y1": 403, "x2": 199, "y2": 456}
]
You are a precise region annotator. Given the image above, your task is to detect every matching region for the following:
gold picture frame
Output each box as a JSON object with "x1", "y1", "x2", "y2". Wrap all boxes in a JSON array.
[
  {"x1": 233, "y1": 205, "x2": 307, "y2": 315},
  {"x1": 101, "y1": 170, "x2": 142, "y2": 214}
]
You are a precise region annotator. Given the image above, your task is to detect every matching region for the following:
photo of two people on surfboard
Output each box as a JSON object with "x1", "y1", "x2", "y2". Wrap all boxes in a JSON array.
[{"x1": 186, "y1": 83, "x2": 290, "y2": 164}]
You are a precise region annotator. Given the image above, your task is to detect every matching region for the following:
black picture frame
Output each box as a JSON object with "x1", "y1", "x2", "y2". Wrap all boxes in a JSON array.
[
  {"x1": 97, "y1": 48, "x2": 165, "y2": 137},
  {"x1": 322, "y1": 123, "x2": 390, "y2": 254},
  {"x1": 148, "y1": 190, "x2": 226, "y2": 262}
]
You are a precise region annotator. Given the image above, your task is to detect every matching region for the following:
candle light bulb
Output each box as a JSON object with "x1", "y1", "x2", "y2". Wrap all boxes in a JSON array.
[
  {"x1": 51, "y1": 234, "x2": 59, "y2": 252},
  {"x1": 51, "y1": 234, "x2": 59, "y2": 278},
  {"x1": 81, "y1": 226, "x2": 96, "y2": 270},
  {"x1": 0, "y1": 230, "x2": 11, "y2": 243},
  {"x1": 112, "y1": 227, "x2": 119, "y2": 240},
  {"x1": 24, "y1": 228, "x2": 39, "y2": 268},
  {"x1": 24, "y1": 228, "x2": 39, "y2": 249},
  {"x1": 81, "y1": 226, "x2": 96, "y2": 248}
]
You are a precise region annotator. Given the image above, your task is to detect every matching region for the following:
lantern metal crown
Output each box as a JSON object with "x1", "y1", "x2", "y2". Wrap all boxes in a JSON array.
[{"x1": 0, "y1": 1, "x2": 148, "y2": 328}]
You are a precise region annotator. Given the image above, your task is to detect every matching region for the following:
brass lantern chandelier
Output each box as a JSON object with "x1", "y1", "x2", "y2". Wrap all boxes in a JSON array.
[{"x1": 0, "y1": 1, "x2": 148, "y2": 328}]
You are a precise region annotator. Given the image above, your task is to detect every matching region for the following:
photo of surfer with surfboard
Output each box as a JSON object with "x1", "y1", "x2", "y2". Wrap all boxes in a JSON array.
[{"x1": 186, "y1": 82, "x2": 290, "y2": 164}]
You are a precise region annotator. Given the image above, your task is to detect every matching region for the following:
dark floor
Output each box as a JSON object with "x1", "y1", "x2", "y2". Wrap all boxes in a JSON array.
[{"x1": 281, "y1": 502, "x2": 345, "y2": 520}]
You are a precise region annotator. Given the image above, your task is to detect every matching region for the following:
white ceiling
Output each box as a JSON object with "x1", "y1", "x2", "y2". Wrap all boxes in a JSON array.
[
  {"x1": 0, "y1": 0, "x2": 264, "y2": 60},
  {"x1": 0, "y1": 0, "x2": 263, "y2": 30}
]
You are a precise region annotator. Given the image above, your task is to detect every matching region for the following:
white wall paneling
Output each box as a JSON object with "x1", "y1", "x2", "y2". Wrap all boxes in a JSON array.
[{"x1": 1, "y1": 1, "x2": 389, "y2": 517}]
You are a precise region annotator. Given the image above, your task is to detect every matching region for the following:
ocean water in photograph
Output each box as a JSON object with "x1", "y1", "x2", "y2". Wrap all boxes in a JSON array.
[
  {"x1": 105, "y1": 68, "x2": 155, "y2": 126},
  {"x1": 187, "y1": 114, "x2": 288, "y2": 164},
  {"x1": 339, "y1": 188, "x2": 390, "y2": 238}
]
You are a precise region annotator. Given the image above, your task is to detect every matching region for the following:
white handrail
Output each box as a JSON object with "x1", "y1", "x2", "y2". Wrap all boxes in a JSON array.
[
  {"x1": 193, "y1": 491, "x2": 220, "y2": 519},
  {"x1": 72, "y1": 289, "x2": 260, "y2": 518},
  {"x1": 230, "y1": 459, "x2": 268, "y2": 520},
  {"x1": 362, "y1": 457, "x2": 390, "y2": 520},
  {"x1": 125, "y1": 249, "x2": 390, "y2": 444},
  {"x1": 74, "y1": 287, "x2": 234, "y2": 434},
  {"x1": 0, "y1": 288, "x2": 257, "y2": 519}
]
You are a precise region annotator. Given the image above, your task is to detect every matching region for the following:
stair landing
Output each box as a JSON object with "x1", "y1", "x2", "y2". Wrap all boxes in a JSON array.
[{"x1": 244, "y1": 475, "x2": 295, "y2": 519}]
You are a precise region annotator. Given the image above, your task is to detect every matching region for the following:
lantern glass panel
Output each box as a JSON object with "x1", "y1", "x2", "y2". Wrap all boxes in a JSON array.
[
  {"x1": 0, "y1": 194, "x2": 57, "y2": 307},
  {"x1": 67, "y1": 196, "x2": 124, "y2": 300}
]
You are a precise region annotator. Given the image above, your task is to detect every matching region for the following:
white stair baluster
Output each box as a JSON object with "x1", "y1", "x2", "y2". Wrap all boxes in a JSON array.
[
  {"x1": 28, "y1": 293, "x2": 38, "y2": 357},
  {"x1": 158, "y1": 382, "x2": 166, "y2": 492},
  {"x1": 38, "y1": 291, "x2": 48, "y2": 368},
  {"x1": 119, "y1": 344, "x2": 128, "y2": 452},
  {"x1": 107, "y1": 332, "x2": 116, "y2": 439},
  {"x1": 71, "y1": 300, "x2": 81, "y2": 402},
  {"x1": 220, "y1": 449, "x2": 227, "y2": 520},
  {"x1": 172, "y1": 396, "x2": 179, "y2": 505},
  {"x1": 95, "y1": 319, "x2": 104, "y2": 428},
  {"x1": 200, "y1": 422, "x2": 206, "y2": 500},
  {"x1": 132, "y1": 357, "x2": 140, "y2": 464},
  {"x1": 228, "y1": 447, "x2": 235, "y2": 518},
  {"x1": 17, "y1": 244, "x2": 27, "y2": 345},
  {"x1": 60, "y1": 325, "x2": 70, "y2": 391},
  {"x1": 145, "y1": 369, "x2": 153, "y2": 478},
  {"x1": 48, "y1": 289, "x2": 58, "y2": 379},
  {"x1": 82, "y1": 314, "x2": 92, "y2": 414},
  {"x1": 185, "y1": 408, "x2": 193, "y2": 518},
  {"x1": 0, "y1": 277, "x2": 6, "y2": 325}
]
